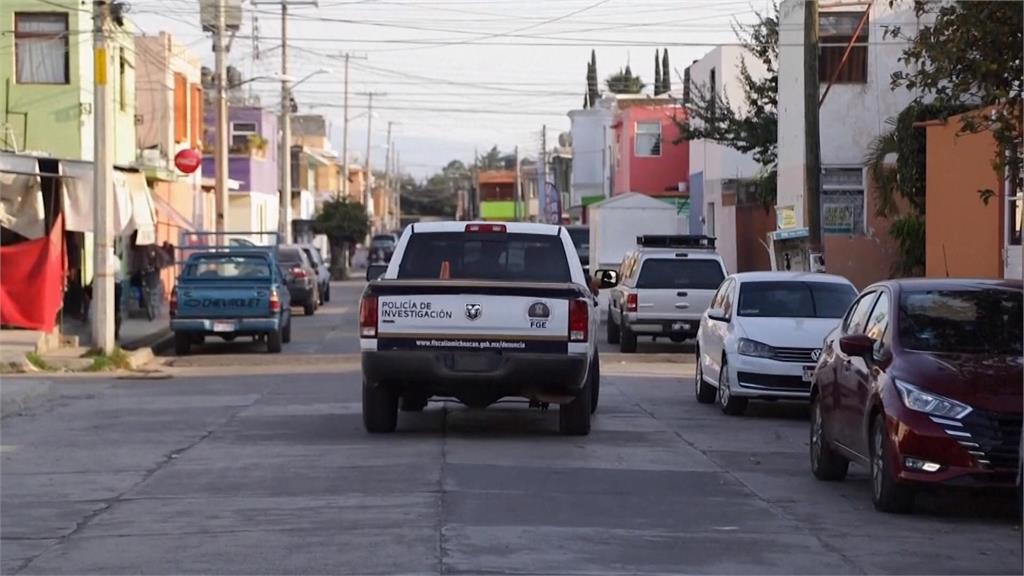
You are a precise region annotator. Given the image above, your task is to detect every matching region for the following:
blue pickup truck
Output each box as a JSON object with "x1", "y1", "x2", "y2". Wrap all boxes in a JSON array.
[{"x1": 170, "y1": 249, "x2": 293, "y2": 355}]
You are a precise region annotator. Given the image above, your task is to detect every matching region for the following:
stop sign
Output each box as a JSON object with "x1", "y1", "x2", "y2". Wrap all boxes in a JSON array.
[{"x1": 174, "y1": 148, "x2": 202, "y2": 174}]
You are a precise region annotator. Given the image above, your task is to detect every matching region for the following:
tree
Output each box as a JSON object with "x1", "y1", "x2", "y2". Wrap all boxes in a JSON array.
[
  {"x1": 662, "y1": 49, "x2": 671, "y2": 94},
  {"x1": 313, "y1": 199, "x2": 370, "y2": 279},
  {"x1": 605, "y1": 65, "x2": 645, "y2": 94},
  {"x1": 587, "y1": 50, "x2": 600, "y2": 107},
  {"x1": 654, "y1": 50, "x2": 663, "y2": 96},
  {"x1": 673, "y1": 3, "x2": 778, "y2": 208},
  {"x1": 887, "y1": 0, "x2": 1023, "y2": 202}
]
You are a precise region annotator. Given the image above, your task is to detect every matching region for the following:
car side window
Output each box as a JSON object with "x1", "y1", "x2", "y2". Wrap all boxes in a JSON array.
[
  {"x1": 711, "y1": 279, "x2": 729, "y2": 309},
  {"x1": 844, "y1": 291, "x2": 878, "y2": 335},
  {"x1": 864, "y1": 291, "x2": 891, "y2": 341},
  {"x1": 721, "y1": 279, "x2": 736, "y2": 318}
]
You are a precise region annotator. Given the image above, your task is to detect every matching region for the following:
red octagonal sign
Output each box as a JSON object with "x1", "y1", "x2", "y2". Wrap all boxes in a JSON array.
[{"x1": 174, "y1": 148, "x2": 202, "y2": 174}]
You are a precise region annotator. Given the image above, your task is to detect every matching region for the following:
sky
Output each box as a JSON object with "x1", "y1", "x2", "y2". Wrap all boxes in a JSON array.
[{"x1": 128, "y1": 0, "x2": 768, "y2": 178}]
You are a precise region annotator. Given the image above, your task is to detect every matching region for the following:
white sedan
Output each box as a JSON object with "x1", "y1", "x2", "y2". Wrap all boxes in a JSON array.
[{"x1": 694, "y1": 272, "x2": 858, "y2": 415}]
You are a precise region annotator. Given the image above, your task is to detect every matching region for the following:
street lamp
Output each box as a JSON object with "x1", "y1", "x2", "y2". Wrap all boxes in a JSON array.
[{"x1": 279, "y1": 67, "x2": 331, "y2": 242}]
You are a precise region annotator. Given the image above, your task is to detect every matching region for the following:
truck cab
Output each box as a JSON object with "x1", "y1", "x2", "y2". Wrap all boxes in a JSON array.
[{"x1": 602, "y1": 235, "x2": 727, "y2": 353}]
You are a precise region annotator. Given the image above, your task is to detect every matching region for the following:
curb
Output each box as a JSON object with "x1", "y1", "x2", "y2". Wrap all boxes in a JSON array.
[
  {"x1": 603, "y1": 353, "x2": 691, "y2": 364},
  {"x1": 120, "y1": 327, "x2": 174, "y2": 354}
]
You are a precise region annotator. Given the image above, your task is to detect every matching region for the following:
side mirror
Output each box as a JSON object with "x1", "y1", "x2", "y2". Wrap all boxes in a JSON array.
[
  {"x1": 706, "y1": 307, "x2": 728, "y2": 322},
  {"x1": 595, "y1": 269, "x2": 619, "y2": 289},
  {"x1": 366, "y1": 264, "x2": 388, "y2": 282},
  {"x1": 839, "y1": 334, "x2": 875, "y2": 357}
]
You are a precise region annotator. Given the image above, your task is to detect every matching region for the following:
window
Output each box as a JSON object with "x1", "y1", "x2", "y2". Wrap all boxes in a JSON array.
[
  {"x1": 635, "y1": 122, "x2": 661, "y2": 157},
  {"x1": 737, "y1": 281, "x2": 857, "y2": 319},
  {"x1": 190, "y1": 85, "x2": 203, "y2": 148},
  {"x1": 899, "y1": 288, "x2": 1022, "y2": 355},
  {"x1": 843, "y1": 291, "x2": 877, "y2": 334},
  {"x1": 819, "y1": 11, "x2": 868, "y2": 84},
  {"x1": 174, "y1": 73, "x2": 188, "y2": 142},
  {"x1": 863, "y1": 291, "x2": 890, "y2": 341},
  {"x1": 397, "y1": 232, "x2": 570, "y2": 283},
  {"x1": 14, "y1": 13, "x2": 69, "y2": 84},
  {"x1": 1009, "y1": 195, "x2": 1022, "y2": 247},
  {"x1": 636, "y1": 259, "x2": 725, "y2": 290},
  {"x1": 231, "y1": 122, "x2": 257, "y2": 150},
  {"x1": 118, "y1": 49, "x2": 128, "y2": 112},
  {"x1": 720, "y1": 279, "x2": 736, "y2": 317},
  {"x1": 821, "y1": 167, "x2": 865, "y2": 235},
  {"x1": 183, "y1": 255, "x2": 270, "y2": 279}
]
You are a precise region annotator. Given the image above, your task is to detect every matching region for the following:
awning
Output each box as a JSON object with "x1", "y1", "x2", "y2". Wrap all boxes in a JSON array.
[
  {"x1": 152, "y1": 193, "x2": 196, "y2": 232},
  {"x1": 62, "y1": 160, "x2": 94, "y2": 233},
  {"x1": 122, "y1": 170, "x2": 157, "y2": 245},
  {"x1": 0, "y1": 154, "x2": 44, "y2": 239}
]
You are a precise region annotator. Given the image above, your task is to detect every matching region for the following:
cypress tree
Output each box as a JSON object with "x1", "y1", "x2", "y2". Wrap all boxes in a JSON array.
[
  {"x1": 654, "y1": 50, "x2": 662, "y2": 95},
  {"x1": 662, "y1": 49, "x2": 672, "y2": 93}
]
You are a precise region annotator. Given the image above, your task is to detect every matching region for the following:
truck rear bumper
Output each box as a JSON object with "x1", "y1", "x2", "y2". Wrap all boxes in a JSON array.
[
  {"x1": 362, "y1": 350, "x2": 590, "y2": 400},
  {"x1": 624, "y1": 315, "x2": 700, "y2": 338},
  {"x1": 171, "y1": 317, "x2": 281, "y2": 335}
]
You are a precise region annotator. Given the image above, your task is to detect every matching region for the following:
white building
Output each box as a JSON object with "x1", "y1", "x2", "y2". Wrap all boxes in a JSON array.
[
  {"x1": 567, "y1": 97, "x2": 615, "y2": 219},
  {"x1": 687, "y1": 45, "x2": 769, "y2": 273},
  {"x1": 774, "y1": 0, "x2": 923, "y2": 286}
]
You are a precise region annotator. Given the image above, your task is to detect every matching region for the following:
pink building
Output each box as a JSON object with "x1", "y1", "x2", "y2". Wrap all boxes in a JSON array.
[{"x1": 612, "y1": 98, "x2": 689, "y2": 199}]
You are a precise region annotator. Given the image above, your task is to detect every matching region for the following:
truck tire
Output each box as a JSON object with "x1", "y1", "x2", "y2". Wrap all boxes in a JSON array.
[
  {"x1": 606, "y1": 310, "x2": 620, "y2": 344},
  {"x1": 174, "y1": 332, "x2": 190, "y2": 356},
  {"x1": 267, "y1": 330, "x2": 283, "y2": 353},
  {"x1": 559, "y1": 372, "x2": 592, "y2": 435},
  {"x1": 303, "y1": 298, "x2": 315, "y2": 316},
  {"x1": 619, "y1": 324, "x2": 637, "y2": 353},
  {"x1": 363, "y1": 379, "x2": 399, "y2": 433},
  {"x1": 323, "y1": 283, "x2": 331, "y2": 303},
  {"x1": 282, "y1": 318, "x2": 292, "y2": 344}
]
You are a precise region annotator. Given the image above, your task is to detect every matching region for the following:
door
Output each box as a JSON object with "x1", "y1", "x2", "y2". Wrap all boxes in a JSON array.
[
  {"x1": 832, "y1": 290, "x2": 878, "y2": 450},
  {"x1": 849, "y1": 290, "x2": 891, "y2": 456},
  {"x1": 1005, "y1": 194, "x2": 1022, "y2": 279},
  {"x1": 701, "y1": 278, "x2": 733, "y2": 385}
]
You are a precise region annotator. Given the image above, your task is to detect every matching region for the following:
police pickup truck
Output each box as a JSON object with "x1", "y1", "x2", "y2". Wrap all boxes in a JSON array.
[
  {"x1": 359, "y1": 222, "x2": 608, "y2": 435},
  {"x1": 170, "y1": 249, "x2": 292, "y2": 355}
]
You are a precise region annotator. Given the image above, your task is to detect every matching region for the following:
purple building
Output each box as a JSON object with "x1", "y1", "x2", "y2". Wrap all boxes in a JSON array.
[{"x1": 202, "y1": 106, "x2": 281, "y2": 232}]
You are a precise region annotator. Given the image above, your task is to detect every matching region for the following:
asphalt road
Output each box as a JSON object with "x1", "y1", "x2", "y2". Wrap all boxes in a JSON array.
[{"x1": 1, "y1": 282, "x2": 1020, "y2": 575}]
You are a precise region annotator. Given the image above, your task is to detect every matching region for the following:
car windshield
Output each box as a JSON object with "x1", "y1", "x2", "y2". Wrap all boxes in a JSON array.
[
  {"x1": 635, "y1": 258, "x2": 724, "y2": 290},
  {"x1": 737, "y1": 281, "x2": 857, "y2": 318},
  {"x1": 183, "y1": 255, "x2": 270, "y2": 279},
  {"x1": 567, "y1": 228, "x2": 589, "y2": 262},
  {"x1": 397, "y1": 231, "x2": 570, "y2": 283},
  {"x1": 371, "y1": 235, "x2": 396, "y2": 245},
  {"x1": 899, "y1": 288, "x2": 1023, "y2": 354}
]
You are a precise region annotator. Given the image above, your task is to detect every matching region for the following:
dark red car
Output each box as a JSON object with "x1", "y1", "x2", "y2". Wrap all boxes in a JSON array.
[{"x1": 809, "y1": 278, "x2": 1022, "y2": 513}]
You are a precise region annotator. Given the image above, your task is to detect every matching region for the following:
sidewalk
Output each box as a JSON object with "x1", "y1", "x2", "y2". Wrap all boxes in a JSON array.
[{"x1": 61, "y1": 311, "x2": 171, "y2": 351}]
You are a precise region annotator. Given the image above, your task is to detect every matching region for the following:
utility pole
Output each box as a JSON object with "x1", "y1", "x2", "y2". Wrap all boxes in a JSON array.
[
  {"x1": 804, "y1": 0, "x2": 823, "y2": 261},
  {"x1": 214, "y1": 0, "x2": 229, "y2": 240},
  {"x1": 92, "y1": 0, "x2": 115, "y2": 352},
  {"x1": 364, "y1": 92, "x2": 374, "y2": 215},
  {"x1": 341, "y1": 53, "x2": 349, "y2": 200},
  {"x1": 514, "y1": 145, "x2": 521, "y2": 221},
  {"x1": 395, "y1": 151, "x2": 402, "y2": 228},
  {"x1": 278, "y1": 0, "x2": 291, "y2": 243},
  {"x1": 384, "y1": 121, "x2": 392, "y2": 229},
  {"x1": 539, "y1": 124, "x2": 547, "y2": 223}
]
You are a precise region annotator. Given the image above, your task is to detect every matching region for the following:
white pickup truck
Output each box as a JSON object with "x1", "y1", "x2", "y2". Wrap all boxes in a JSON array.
[{"x1": 359, "y1": 222, "x2": 606, "y2": 435}]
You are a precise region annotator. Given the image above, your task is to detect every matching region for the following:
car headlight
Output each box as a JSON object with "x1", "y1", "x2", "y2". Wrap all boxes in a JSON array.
[
  {"x1": 894, "y1": 380, "x2": 972, "y2": 420},
  {"x1": 737, "y1": 338, "x2": 775, "y2": 359}
]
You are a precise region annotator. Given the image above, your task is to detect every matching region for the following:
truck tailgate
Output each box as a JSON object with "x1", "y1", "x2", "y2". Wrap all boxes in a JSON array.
[
  {"x1": 176, "y1": 282, "x2": 272, "y2": 319},
  {"x1": 368, "y1": 281, "x2": 588, "y2": 354}
]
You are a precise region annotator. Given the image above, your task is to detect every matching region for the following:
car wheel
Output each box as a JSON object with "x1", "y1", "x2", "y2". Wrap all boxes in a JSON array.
[
  {"x1": 694, "y1": 349, "x2": 716, "y2": 404},
  {"x1": 303, "y1": 299, "x2": 315, "y2": 316},
  {"x1": 363, "y1": 379, "x2": 399, "y2": 433},
  {"x1": 606, "y1": 309, "x2": 621, "y2": 344},
  {"x1": 810, "y1": 393, "x2": 849, "y2": 481},
  {"x1": 619, "y1": 324, "x2": 637, "y2": 354},
  {"x1": 267, "y1": 329, "x2": 283, "y2": 353},
  {"x1": 400, "y1": 395, "x2": 427, "y2": 412},
  {"x1": 590, "y1": 352, "x2": 600, "y2": 415},
  {"x1": 323, "y1": 283, "x2": 331, "y2": 303},
  {"x1": 174, "y1": 332, "x2": 190, "y2": 356},
  {"x1": 717, "y1": 358, "x2": 748, "y2": 416},
  {"x1": 871, "y1": 414, "x2": 915, "y2": 513},
  {"x1": 282, "y1": 318, "x2": 292, "y2": 344},
  {"x1": 559, "y1": 369, "x2": 592, "y2": 435}
]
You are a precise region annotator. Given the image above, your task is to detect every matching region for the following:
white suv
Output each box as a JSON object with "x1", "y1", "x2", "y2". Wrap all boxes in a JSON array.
[{"x1": 600, "y1": 236, "x2": 727, "y2": 353}]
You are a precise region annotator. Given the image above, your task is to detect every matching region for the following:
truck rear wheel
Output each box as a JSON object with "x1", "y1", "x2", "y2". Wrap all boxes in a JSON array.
[
  {"x1": 304, "y1": 299, "x2": 315, "y2": 316},
  {"x1": 559, "y1": 373, "x2": 592, "y2": 435},
  {"x1": 363, "y1": 379, "x2": 398, "y2": 433},
  {"x1": 174, "y1": 332, "x2": 191, "y2": 356},
  {"x1": 590, "y1": 353, "x2": 600, "y2": 415},
  {"x1": 282, "y1": 319, "x2": 292, "y2": 344},
  {"x1": 606, "y1": 311, "x2": 620, "y2": 344},
  {"x1": 619, "y1": 325, "x2": 637, "y2": 353},
  {"x1": 267, "y1": 330, "x2": 283, "y2": 353}
]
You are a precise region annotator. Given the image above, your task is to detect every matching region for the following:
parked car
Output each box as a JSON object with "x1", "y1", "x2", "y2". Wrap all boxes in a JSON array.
[
  {"x1": 369, "y1": 233, "x2": 398, "y2": 263},
  {"x1": 695, "y1": 272, "x2": 858, "y2": 415},
  {"x1": 300, "y1": 244, "x2": 331, "y2": 304},
  {"x1": 565, "y1": 225, "x2": 590, "y2": 275},
  {"x1": 602, "y1": 235, "x2": 726, "y2": 353},
  {"x1": 809, "y1": 279, "x2": 1023, "y2": 513},
  {"x1": 279, "y1": 245, "x2": 319, "y2": 315},
  {"x1": 170, "y1": 249, "x2": 292, "y2": 354}
]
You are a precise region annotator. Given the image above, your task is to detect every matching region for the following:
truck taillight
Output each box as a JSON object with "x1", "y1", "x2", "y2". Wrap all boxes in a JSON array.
[
  {"x1": 269, "y1": 289, "x2": 281, "y2": 313},
  {"x1": 569, "y1": 299, "x2": 589, "y2": 342},
  {"x1": 169, "y1": 288, "x2": 178, "y2": 317},
  {"x1": 465, "y1": 223, "x2": 506, "y2": 233},
  {"x1": 626, "y1": 293, "x2": 638, "y2": 312},
  {"x1": 360, "y1": 295, "x2": 378, "y2": 338}
]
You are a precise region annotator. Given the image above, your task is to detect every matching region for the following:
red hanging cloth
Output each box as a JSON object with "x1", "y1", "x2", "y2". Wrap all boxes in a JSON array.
[{"x1": 1, "y1": 214, "x2": 65, "y2": 331}]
